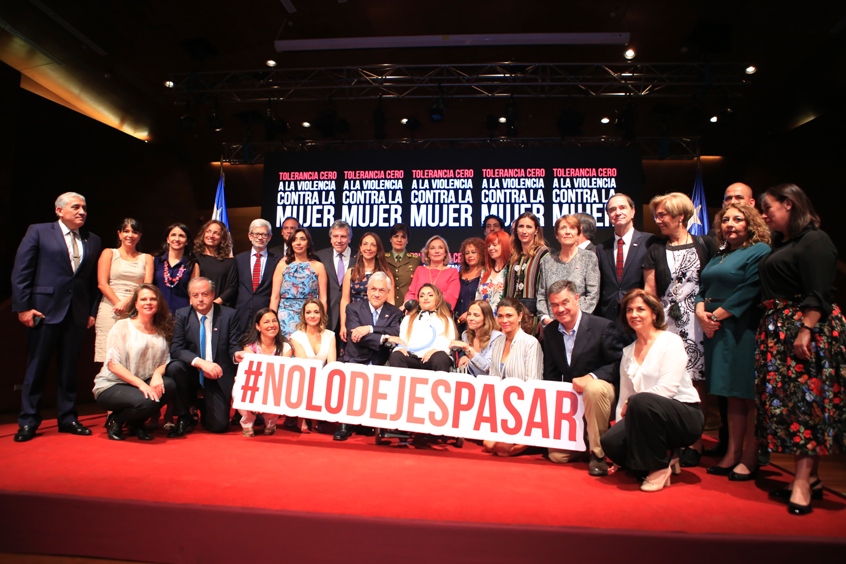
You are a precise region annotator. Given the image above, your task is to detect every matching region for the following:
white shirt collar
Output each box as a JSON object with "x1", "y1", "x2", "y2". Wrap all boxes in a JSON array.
[{"x1": 615, "y1": 226, "x2": 634, "y2": 247}]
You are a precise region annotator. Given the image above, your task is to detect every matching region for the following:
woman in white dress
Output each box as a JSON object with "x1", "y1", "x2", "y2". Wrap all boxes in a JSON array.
[
  {"x1": 387, "y1": 284, "x2": 457, "y2": 372},
  {"x1": 290, "y1": 298, "x2": 336, "y2": 432},
  {"x1": 93, "y1": 284, "x2": 173, "y2": 441},
  {"x1": 95, "y1": 218, "x2": 154, "y2": 362}
]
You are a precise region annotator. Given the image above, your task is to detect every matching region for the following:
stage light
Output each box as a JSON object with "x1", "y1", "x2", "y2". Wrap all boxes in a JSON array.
[
  {"x1": 624, "y1": 48, "x2": 635, "y2": 59},
  {"x1": 401, "y1": 118, "x2": 409, "y2": 125},
  {"x1": 302, "y1": 121, "x2": 311, "y2": 127},
  {"x1": 266, "y1": 60, "x2": 277, "y2": 67},
  {"x1": 601, "y1": 117, "x2": 610, "y2": 124},
  {"x1": 164, "y1": 80, "x2": 174, "y2": 88},
  {"x1": 745, "y1": 65, "x2": 757, "y2": 75},
  {"x1": 208, "y1": 112, "x2": 224, "y2": 132},
  {"x1": 498, "y1": 116, "x2": 507, "y2": 123},
  {"x1": 710, "y1": 115, "x2": 718, "y2": 123},
  {"x1": 614, "y1": 102, "x2": 636, "y2": 140},
  {"x1": 404, "y1": 117, "x2": 420, "y2": 132},
  {"x1": 429, "y1": 98, "x2": 444, "y2": 123}
]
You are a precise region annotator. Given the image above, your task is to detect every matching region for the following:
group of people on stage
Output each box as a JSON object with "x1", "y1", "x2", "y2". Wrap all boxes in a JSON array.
[{"x1": 11, "y1": 183, "x2": 845, "y2": 516}]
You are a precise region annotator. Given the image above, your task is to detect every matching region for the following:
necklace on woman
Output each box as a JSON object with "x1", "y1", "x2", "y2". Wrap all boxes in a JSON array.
[
  {"x1": 429, "y1": 266, "x2": 443, "y2": 285},
  {"x1": 259, "y1": 341, "x2": 277, "y2": 355},
  {"x1": 163, "y1": 261, "x2": 187, "y2": 288}
]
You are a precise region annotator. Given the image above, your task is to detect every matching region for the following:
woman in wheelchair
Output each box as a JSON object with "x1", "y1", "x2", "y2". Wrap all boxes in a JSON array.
[{"x1": 386, "y1": 283, "x2": 457, "y2": 372}]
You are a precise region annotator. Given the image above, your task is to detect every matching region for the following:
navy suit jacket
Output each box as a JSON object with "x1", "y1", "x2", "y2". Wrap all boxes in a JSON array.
[
  {"x1": 11, "y1": 221, "x2": 101, "y2": 327},
  {"x1": 341, "y1": 300, "x2": 402, "y2": 365},
  {"x1": 316, "y1": 247, "x2": 356, "y2": 331},
  {"x1": 542, "y1": 313, "x2": 623, "y2": 386},
  {"x1": 170, "y1": 304, "x2": 241, "y2": 391},
  {"x1": 234, "y1": 249, "x2": 282, "y2": 333},
  {"x1": 595, "y1": 229, "x2": 656, "y2": 322}
]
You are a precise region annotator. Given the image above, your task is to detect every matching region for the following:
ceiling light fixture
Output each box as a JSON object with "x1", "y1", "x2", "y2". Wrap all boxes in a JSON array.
[
  {"x1": 710, "y1": 116, "x2": 718, "y2": 123},
  {"x1": 601, "y1": 117, "x2": 610, "y2": 124},
  {"x1": 266, "y1": 60, "x2": 277, "y2": 67},
  {"x1": 164, "y1": 80, "x2": 174, "y2": 88},
  {"x1": 745, "y1": 65, "x2": 757, "y2": 75},
  {"x1": 400, "y1": 118, "x2": 409, "y2": 125},
  {"x1": 498, "y1": 117, "x2": 507, "y2": 123},
  {"x1": 624, "y1": 48, "x2": 635, "y2": 59},
  {"x1": 302, "y1": 121, "x2": 311, "y2": 128}
]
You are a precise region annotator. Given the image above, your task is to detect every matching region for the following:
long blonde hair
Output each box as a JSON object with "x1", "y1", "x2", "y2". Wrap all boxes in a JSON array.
[{"x1": 405, "y1": 283, "x2": 455, "y2": 338}]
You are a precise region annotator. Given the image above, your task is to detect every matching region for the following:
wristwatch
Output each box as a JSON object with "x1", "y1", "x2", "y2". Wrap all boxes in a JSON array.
[{"x1": 710, "y1": 313, "x2": 718, "y2": 322}]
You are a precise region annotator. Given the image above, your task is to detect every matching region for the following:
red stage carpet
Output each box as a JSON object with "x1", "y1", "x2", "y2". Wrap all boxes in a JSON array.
[{"x1": 1, "y1": 414, "x2": 844, "y2": 563}]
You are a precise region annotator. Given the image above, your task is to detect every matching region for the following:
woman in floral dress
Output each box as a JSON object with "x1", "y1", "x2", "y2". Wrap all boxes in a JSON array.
[{"x1": 270, "y1": 228, "x2": 327, "y2": 337}]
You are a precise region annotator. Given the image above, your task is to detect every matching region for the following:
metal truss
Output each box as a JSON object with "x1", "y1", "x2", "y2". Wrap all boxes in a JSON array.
[
  {"x1": 170, "y1": 62, "x2": 749, "y2": 104},
  {"x1": 220, "y1": 136, "x2": 701, "y2": 164}
]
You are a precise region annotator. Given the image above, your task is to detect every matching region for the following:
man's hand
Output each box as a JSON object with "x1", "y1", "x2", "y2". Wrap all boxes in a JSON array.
[
  {"x1": 18, "y1": 309, "x2": 44, "y2": 328},
  {"x1": 87, "y1": 316, "x2": 96, "y2": 329},
  {"x1": 571, "y1": 375, "x2": 593, "y2": 393},
  {"x1": 350, "y1": 326, "x2": 371, "y2": 343},
  {"x1": 195, "y1": 359, "x2": 223, "y2": 379}
]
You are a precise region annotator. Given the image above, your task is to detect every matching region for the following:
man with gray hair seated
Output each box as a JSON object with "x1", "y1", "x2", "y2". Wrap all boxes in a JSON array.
[{"x1": 234, "y1": 218, "x2": 282, "y2": 334}]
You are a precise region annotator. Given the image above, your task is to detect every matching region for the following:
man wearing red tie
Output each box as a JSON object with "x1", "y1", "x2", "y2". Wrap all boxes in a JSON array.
[
  {"x1": 11, "y1": 192, "x2": 102, "y2": 442},
  {"x1": 234, "y1": 219, "x2": 282, "y2": 334}
]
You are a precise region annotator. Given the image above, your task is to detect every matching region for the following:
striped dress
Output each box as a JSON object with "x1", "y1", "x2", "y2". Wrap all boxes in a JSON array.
[{"x1": 505, "y1": 246, "x2": 549, "y2": 334}]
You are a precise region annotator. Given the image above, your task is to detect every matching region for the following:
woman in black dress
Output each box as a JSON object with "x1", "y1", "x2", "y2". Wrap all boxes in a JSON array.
[
  {"x1": 454, "y1": 237, "x2": 485, "y2": 334},
  {"x1": 756, "y1": 183, "x2": 846, "y2": 515},
  {"x1": 191, "y1": 220, "x2": 238, "y2": 306}
]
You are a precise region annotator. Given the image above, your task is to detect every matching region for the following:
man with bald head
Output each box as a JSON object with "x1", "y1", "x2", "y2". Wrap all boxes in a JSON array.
[{"x1": 722, "y1": 183, "x2": 755, "y2": 208}]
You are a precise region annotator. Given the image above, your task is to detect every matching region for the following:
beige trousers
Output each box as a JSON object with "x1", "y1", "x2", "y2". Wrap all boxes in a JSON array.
[{"x1": 548, "y1": 378, "x2": 615, "y2": 462}]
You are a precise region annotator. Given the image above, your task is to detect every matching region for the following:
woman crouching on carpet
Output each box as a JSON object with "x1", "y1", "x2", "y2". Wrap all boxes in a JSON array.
[
  {"x1": 93, "y1": 284, "x2": 175, "y2": 441},
  {"x1": 236, "y1": 308, "x2": 292, "y2": 436},
  {"x1": 482, "y1": 297, "x2": 543, "y2": 457},
  {"x1": 386, "y1": 283, "x2": 456, "y2": 372},
  {"x1": 600, "y1": 289, "x2": 703, "y2": 492}
]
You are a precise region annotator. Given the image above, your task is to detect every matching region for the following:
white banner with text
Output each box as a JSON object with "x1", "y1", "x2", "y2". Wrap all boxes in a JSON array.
[{"x1": 232, "y1": 355, "x2": 585, "y2": 451}]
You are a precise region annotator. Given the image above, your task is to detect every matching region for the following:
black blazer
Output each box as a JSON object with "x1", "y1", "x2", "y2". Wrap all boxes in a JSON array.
[
  {"x1": 11, "y1": 222, "x2": 101, "y2": 327},
  {"x1": 542, "y1": 312, "x2": 623, "y2": 386},
  {"x1": 316, "y1": 247, "x2": 356, "y2": 331},
  {"x1": 171, "y1": 304, "x2": 242, "y2": 390},
  {"x1": 595, "y1": 229, "x2": 656, "y2": 322},
  {"x1": 341, "y1": 299, "x2": 402, "y2": 365},
  {"x1": 234, "y1": 249, "x2": 282, "y2": 333}
]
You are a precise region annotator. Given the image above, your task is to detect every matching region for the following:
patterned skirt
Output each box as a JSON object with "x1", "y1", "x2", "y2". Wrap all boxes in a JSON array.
[{"x1": 755, "y1": 299, "x2": 846, "y2": 455}]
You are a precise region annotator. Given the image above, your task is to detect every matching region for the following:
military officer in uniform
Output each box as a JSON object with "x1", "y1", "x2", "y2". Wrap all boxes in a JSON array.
[{"x1": 384, "y1": 223, "x2": 420, "y2": 307}]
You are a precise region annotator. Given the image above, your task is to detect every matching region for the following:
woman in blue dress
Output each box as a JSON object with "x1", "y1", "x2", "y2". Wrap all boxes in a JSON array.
[
  {"x1": 153, "y1": 223, "x2": 195, "y2": 313},
  {"x1": 270, "y1": 228, "x2": 328, "y2": 337},
  {"x1": 339, "y1": 232, "x2": 392, "y2": 343}
]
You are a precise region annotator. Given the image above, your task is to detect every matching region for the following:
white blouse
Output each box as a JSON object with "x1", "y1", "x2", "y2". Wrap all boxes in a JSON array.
[
  {"x1": 398, "y1": 310, "x2": 456, "y2": 357},
  {"x1": 290, "y1": 329, "x2": 334, "y2": 364},
  {"x1": 489, "y1": 329, "x2": 543, "y2": 381},
  {"x1": 92, "y1": 319, "x2": 170, "y2": 399},
  {"x1": 616, "y1": 330, "x2": 700, "y2": 420}
]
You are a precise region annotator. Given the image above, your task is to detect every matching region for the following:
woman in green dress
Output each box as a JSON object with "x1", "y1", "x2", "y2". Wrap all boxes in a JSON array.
[{"x1": 695, "y1": 203, "x2": 770, "y2": 480}]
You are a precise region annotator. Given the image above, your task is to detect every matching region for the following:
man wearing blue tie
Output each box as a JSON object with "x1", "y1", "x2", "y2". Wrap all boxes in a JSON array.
[
  {"x1": 166, "y1": 277, "x2": 241, "y2": 437},
  {"x1": 11, "y1": 192, "x2": 102, "y2": 442}
]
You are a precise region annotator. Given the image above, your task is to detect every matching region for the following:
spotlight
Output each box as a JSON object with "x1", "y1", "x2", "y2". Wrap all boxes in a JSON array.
[
  {"x1": 601, "y1": 117, "x2": 610, "y2": 124},
  {"x1": 164, "y1": 80, "x2": 174, "y2": 88},
  {"x1": 404, "y1": 117, "x2": 420, "y2": 132},
  {"x1": 624, "y1": 48, "x2": 635, "y2": 59},
  {"x1": 429, "y1": 99, "x2": 444, "y2": 123},
  {"x1": 745, "y1": 65, "x2": 757, "y2": 75},
  {"x1": 614, "y1": 102, "x2": 636, "y2": 140},
  {"x1": 400, "y1": 118, "x2": 409, "y2": 125},
  {"x1": 266, "y1": 60, "x2": 277, "y2": 67},
  {"x1": 498, "y1": 117, "x2": 507, "y2": 123},
  {"x1": 208, "y1": 112, "x2": 224, "y2": 132},
  {"x1": 302, "y1": 121, "x2": 311, "y2": 128},
  {"x1": 710, "y1": 115, "x2": 718, "y2": 123}
]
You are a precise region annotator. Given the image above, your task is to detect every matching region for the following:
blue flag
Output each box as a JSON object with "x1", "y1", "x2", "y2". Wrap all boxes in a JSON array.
[
  {"x1": 688, "y1": 168, "x2": 709, "y2": 235},
  {"x1": 212, "y1": 168, "x2": 230, "y2": 230}
]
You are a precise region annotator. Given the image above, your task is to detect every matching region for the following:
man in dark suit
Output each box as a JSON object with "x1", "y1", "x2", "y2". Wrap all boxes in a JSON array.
[
  {"x1": 234, "y1": 219, "x2": 282, "y2": 334},
  {"x1": 315, "y1": 220, "x2": 355, "y2": 336},
  {"x1": 267, "y1": 216, "x2": 299, "y2": 258},
  {"x1": 384, "y1": 223, "x2": 421, "y2": 306},
  {"x1": 335, "y1": 272, "x2": 402, "y2": 441},
  {"x1": 596, "y1": 193, "x2": 655, "y2": 332},
  {"x1": 576, "y1": 213, "x2": 597, "y2": 252},
  {"x1": 11, "y1": 192, "x2": 102, "y2": 442},
  {"x1": 543, "y1": 280, "x2": 623, "y2": 475},
  {"x1": 166, "y1": 277, "x2": 241, "y2": 436}
]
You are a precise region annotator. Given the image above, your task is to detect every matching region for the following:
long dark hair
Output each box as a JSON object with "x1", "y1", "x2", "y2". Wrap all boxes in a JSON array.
[
  {"x1": 157, "y1": 223, "x2": 195, "y2": 266},
  {"x1": 241, "y1": 307, "x2": 291, "y2": 355},
  {"x1": 349, "y1": 232, "x2": 390, "y2": 282},
  {"x1": 760, "y1": 183, "x2": 821, "y2": 240},
  {"x1": 116, "y1": 218, "x2": 143, "y2": 249},
  {"x1": 193, "y1": 219, "x2": 232, "y2": 259},
  {"x1": 128, "y1": 284, "x2": 173, "y2": 342},
  {"x1": 285, "y1": 228, "x2": 318, "y2": 263}
]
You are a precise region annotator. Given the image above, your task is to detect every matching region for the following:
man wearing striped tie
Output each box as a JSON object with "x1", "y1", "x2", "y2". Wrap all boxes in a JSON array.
[
  {"x1": 11, "y1": 192, "x2": 102, "y2": 442},
  {"x1": 234, "y1": 219, "x2": 282, "y2": 335}
]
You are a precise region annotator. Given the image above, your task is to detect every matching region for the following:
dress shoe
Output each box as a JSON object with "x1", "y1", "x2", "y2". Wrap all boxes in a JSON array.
[
  {"x1": 167, "y1": 416, "x2": 193, "y2": 438},
  {"x1": 106, "y1": 417, "x2": 125, "y2": 441},
  {"x1": 771, "y1": 479, "x2": 823, "y2": 502},
  {"x1": 264, "y1": 424, "x2": 277, "y2": 436},
  {"x1": 14, "y1": 425, "x2": 37, "y2": 442},
  {"x1": 333, "y1": 423, "x2": 353, "y2": 441},
  {"x1": 703, "y1": 443, "x2": 727, "y2": 457},
  {"x1": 242, "y1": 427, "x2": 255, "y2": 437},
  {"x1": 357, "y1": 426, "x2": 375, "y2": 437},
  {"x1": 788, "y1": 499, "x2": 813, "y2": 515},
  {"x1": 588, "y1": 454, "x2": 609, "y2": 476},
  {"x1": 679, "y1": 447, "x2": 701, "y2": 468},
  {"x1": 706, "y1": 465, "x2": 734, "y2": 476},
  {"x1": 728, "y1": 467, "x2": 758, "y2": 482},
  {"x1": 128, "y1": 424, "x2": 154, "y2": 441},
  {"x1": 58, "y1": 421, "x2": 92, "y2": 436},
  {"x1": 640, "y1": 466, "x2": 672, "y2": 492},
  {"x1": 758, "y1": 447, "x2": 771, "y2": 467}
]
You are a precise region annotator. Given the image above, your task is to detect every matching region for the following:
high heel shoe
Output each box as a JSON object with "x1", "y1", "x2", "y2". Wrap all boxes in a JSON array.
[
  {"x1": 771, "y1": 479, "x2": 823, "y2": 501},
  {"x1": 641, "y1": 466, "x2": 672, "y2": 492},
  {"x1": 670, "y1": 457, "x2": 681, "y2": 476}
]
